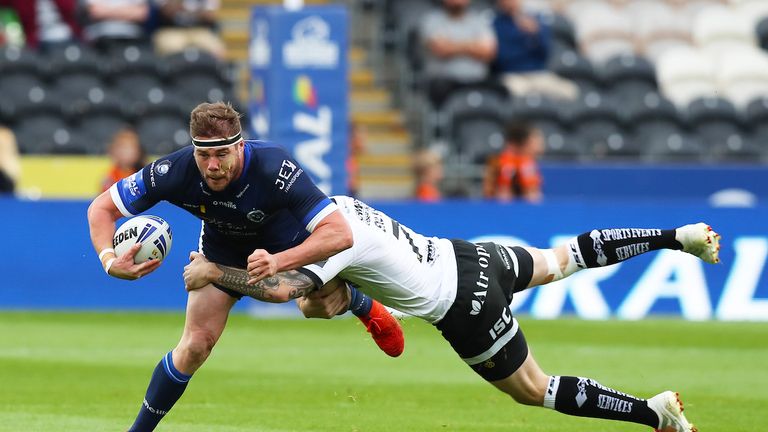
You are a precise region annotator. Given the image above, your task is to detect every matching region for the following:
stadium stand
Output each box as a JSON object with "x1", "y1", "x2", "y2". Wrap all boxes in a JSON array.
[
  {"x1": 0, "y1": 37, "x2": 231, "y2": 155},
  {"x1": 600, "y1": 53, "x2": 658, "y2": 104},
  {"x1": 656, "y1": 46, "x2": 718, "y2": 108},
  {"x1": 624, "y1": 91, "x2": 682, "y2": 156},
  {"x1": 48, "y1": 44, "x2": 105, "y2": 102},
  {"x1": 440, "y1": 87, "x2": 508, "y2": 164},
  {"x1": 4, "y1": 0, "x2": 768, "y2": 199},
  {"x1": 716, "y1": 47, "x2": 768, "y2": 109},
  {"x1": 509, "y1": 93, "x2": 579, "y2": 159}
]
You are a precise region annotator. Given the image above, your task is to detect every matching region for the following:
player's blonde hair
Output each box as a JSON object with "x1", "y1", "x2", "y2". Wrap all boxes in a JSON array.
[{"x1": 189, "y1": 101, "x2": 242, "y2": 140}]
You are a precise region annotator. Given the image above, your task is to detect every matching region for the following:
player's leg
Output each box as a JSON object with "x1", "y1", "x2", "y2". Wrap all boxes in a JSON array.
[
  {"x1": 348, "y1": 285, "x2": 404, "y2": 357},
  {"x1": 297, "y1": 279, "x2": 404, "y2": 357},
  {"x1": 490, "y1": 348, "x2": 697, "y2": 431},
  {"x1": 521, "y1": 223, "x2": 721, "y2": 288},
  {"x1": 128, "y1": 284, "x2": 237, "y2": 432}
]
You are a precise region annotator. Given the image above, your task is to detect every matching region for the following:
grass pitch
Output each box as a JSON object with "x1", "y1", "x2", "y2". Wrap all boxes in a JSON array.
[{"x1": 0, "y1": 312, "x2": 765, "y2": 432}]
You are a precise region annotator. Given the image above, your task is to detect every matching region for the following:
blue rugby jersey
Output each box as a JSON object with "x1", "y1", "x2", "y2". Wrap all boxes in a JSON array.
[{"x1": 109, "y1": 140, "x2": 336, "y2": 255}]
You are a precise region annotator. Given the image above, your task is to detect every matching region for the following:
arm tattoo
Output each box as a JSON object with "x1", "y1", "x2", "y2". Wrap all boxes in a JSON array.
[{"x1": 213, "y1": 264, "x2": 316, "y2": 302}]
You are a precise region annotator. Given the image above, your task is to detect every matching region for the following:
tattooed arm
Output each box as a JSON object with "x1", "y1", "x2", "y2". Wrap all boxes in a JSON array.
[{"x1": 183, "y1": 252, "x2": 317, "y2": 302}]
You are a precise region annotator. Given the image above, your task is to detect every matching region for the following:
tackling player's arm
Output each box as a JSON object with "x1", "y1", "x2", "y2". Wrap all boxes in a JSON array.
[
  {"x1": 247, "y1": 210, "x2": 352, "y2": 283},
  {"x1": 246, "y1": 148, "x2": 353, "y2": 283},
  {"x1": 184, "y1": 252, "x2": 316, "y2": 302},
  {"x1": 87, "y1": 191, "x2": 161, "y2": 280}
]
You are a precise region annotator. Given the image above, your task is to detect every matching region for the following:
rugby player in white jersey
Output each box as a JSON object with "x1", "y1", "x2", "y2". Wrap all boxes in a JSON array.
[{"x1": 184, "y1": 196, "x2": 719, "y2": 432}]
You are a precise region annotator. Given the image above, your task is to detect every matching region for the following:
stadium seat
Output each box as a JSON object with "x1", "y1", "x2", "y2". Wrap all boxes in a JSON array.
[
  {"x1": 383, "y1": 0, "x2": 434, "y2": 52},
  {"x1": 643, "y1": 131, "x2": 704, "y2": 162},
  {"x1": 547, "y1": 13, "x2": 578, "y2": 53},
  {"x1": 656, "y1": 47, "x2": 718, "y2": 107},
  {"x1": 570, "y1": 3, "x2": 636, "y2": 63},
  {"x1": 508, "y1": 94, "x2": 581, "y2": 159},
  {"x1": 569, "y1": 92, "x2": 638, "y2": 159},
  {"x1": 601, "y1": 54, "x2": 657, "y2": 104},
  {"x1": 0, "y1": 46, "x2": 42, "y2": 78},
  {"x1": 716, "y1": 48, "x2": 768, "y2": 109},
  {"x1": 14, "y1": 115, "x2": 74, "y2": 154},
  {"x1": 172, "y1": 75, "x2": 230, "y2": 113},
  {"x1": 10, "y1": 88, "x2": 72, "y2": 154},
  {"x1": 730, "y1": 0, "x2": 768, "y2": 25},
  {"x1": 47, "y1": 44, "x2": 106, "y2": 103},
  {"x1": 624, "y1": 92, "x2": 683, "y2": 152},
  {"x1": 681, "y1": 0, "x2": 731, "y2": 20},
  {"x1": 68, "y1": 90, "x2": 130, "y2": 155},
  {"x1": 0, "y1": 75, "x2": 46, "y2": 109},
  {"x1": 134, "y1": 94, "x2": 190, "y2": 154},
  {"x1": 686, "y1": 96, "x2": 743, "y2": 157},
  {"x1": 745, "y1": 96, "x2": 768, "y2": 144},
  {"x1": 550, "y1": 50, "x2": 600, "y2": 94},
  {"x1": 692, "y1": 5, "x2": 756, "y2": 60},
  {"x1": 108, "y1": 45, "x2": 163, "y2": 104},
  {"x1": 710, "y1": 133, "x2": 763, "y2": 161},
  {"x1": 441, "y1": 88, "x2": 508, "y2": 163},
  {"x1": 0, "y1": 46, "x2": 46, "y2": 107},
  {"x1": 757, "y1": 16, "x2": 768, "y2": 51},
  {"x1": 630, "y1": 1, "x2": 694, "y2": 62}
]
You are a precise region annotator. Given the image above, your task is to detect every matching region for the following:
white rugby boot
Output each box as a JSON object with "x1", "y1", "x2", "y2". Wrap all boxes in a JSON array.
[
  {"x1": 676, "y1": 223, "x2": 721, "y2": 264},
  {"x1": 647, "y1": 391, "x2": 698, "y2": 432}
]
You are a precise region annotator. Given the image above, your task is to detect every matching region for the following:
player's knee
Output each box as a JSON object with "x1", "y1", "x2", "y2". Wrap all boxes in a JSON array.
[{"x1": 179, "y1": 331, "x2": 217, "y2": 365}]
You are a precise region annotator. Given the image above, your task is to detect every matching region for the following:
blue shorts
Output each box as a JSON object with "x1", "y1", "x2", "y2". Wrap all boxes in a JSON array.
[{"x1": 198, "y1": 228, "x2": 252, "y2": 300}]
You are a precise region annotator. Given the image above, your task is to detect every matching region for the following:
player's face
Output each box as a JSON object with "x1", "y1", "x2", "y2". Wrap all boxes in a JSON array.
[{"x1": 193, "y1": 141, "x2": 244, "y2": 191}]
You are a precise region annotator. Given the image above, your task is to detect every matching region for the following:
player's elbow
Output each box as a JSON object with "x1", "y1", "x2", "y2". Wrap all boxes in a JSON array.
[
  {"x1": 270, "y1": 286, "x2": 295, "y2": 303},
  {"x1": 337, "y1": 225, "x2": 353, "y2": 251}
]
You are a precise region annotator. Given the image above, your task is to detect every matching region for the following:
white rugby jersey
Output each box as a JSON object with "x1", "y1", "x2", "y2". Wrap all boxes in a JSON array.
[{"x1": 300, "y1": 196, "x2": 458, "y2": 323}]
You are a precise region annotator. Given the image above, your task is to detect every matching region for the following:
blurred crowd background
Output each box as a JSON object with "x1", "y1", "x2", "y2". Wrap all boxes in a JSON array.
[{"x1": 1, "y1": 0, "x2": 768, "y2": 202}]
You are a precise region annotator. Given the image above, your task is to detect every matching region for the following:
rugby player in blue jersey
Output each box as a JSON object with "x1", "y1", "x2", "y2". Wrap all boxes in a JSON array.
[{"x1": 87, "y1": 102, "x2": 404, "y2": 432}]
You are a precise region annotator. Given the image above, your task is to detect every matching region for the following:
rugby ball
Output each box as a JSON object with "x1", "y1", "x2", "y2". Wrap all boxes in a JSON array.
[{"x1": 113, "y1": 215, "x2": 173, "y2": 263}]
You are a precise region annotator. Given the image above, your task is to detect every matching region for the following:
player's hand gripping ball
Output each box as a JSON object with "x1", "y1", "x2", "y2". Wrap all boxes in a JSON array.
[{"x1": 113, "y1": 215, "x2": 173, "y2": 263}]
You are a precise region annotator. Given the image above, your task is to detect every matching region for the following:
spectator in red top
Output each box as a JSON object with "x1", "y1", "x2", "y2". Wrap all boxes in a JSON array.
[
  {"x1": 100, "y1": 128, "x2": 146, "y2": 193},
  {"x1": 0, "y1": 0, "x2": 81, "y2": 51},
  {"x1": 414, "y1": 149, "x2": 443, "y2": 202},
  {"x1": 483, "y1": 121, "x2": 543, "y2": 202}
]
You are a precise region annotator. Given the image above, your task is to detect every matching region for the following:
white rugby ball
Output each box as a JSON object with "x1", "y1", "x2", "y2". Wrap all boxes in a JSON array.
[{"x1": 113, "y1": 215, "x2": 173, "y2": 263}]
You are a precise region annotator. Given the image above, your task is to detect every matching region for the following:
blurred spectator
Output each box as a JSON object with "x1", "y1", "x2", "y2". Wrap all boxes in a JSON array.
[
  {"x1": 153, "y1": 0, "x2": 225, "y2": 59},
  {"x1": 420, "y1": 0, "x2": 498, "y2": 107},
  {"x1": 0, "y1": 0, "x2": 81, "y2": 50},
  {"x1": 101, "y1": 128, "x2": 146, "y2": 192},
  {"x1": 347, "y1": 122, "x2": 366, "y2": 198},
  {"x1": 492, "y1": 0, "x2": 577, "y2": 100},
  {"x1": 0, "y1": 126, "x2": 20, "y2": 194},
  {"x1": 81, "y1": 0, "x2": 150, "y2": 52},
  {"x1": 483, "y1": 121, "x2": 543, "y2": 202},
  {"x1": 414, "y1": 149, "x2": 443, "y2": 202}
]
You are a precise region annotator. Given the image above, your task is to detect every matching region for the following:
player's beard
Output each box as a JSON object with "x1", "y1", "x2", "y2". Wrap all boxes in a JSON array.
[{"x1": 205, "y1": 159, "x2": 239, "y2": 191}]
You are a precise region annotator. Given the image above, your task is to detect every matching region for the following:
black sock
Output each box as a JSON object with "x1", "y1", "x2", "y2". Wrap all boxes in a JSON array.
[
  {"x1": 571, "y1": 228, "x2": 681, "y2": 268},
  {"x1": 544, "y1": 376, "x2": 659, "y2": 427},
  {"x1": 128, "y1": 351, "x2": 191, "y2": 432}
]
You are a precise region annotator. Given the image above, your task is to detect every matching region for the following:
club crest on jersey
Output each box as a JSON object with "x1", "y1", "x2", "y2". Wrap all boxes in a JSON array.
[
  {"x1": 155, "y1": 160, "x2": 172, "y2": 176},
  {"x1": 247, "y1": 210, "x2": 266, "y2": 223}
]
